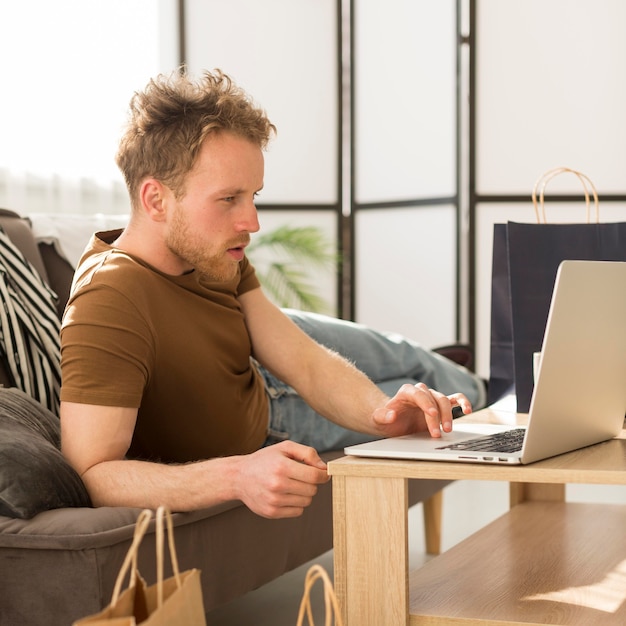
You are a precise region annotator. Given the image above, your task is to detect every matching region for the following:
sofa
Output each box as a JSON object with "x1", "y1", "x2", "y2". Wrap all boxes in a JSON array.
[{"x1": 0, "y1": 208, "x2": 450, "y2": 625}]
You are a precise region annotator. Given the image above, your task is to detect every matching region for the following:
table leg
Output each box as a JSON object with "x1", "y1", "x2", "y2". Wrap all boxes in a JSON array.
[
  {"x1": 510, "y1": 481, "x2": 566, "y2": 506},
  {"x1": 423, "y1": 490, "x2": 443, "y2": 555},
  {"x1": 333, "y1": 474, "x2": 409, "y2": 626}
]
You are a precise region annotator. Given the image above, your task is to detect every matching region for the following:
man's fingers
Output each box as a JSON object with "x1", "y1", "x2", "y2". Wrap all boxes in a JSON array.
[
  {"x1": 408, "y1": 383, "x2": 448, "y2": 436},
  {"x1": 256, "y1": 489, "x2": 318, "y2": 519},
  {"x1": 448, "y1": 392, "x2": 473, "y2": 415},
  {"x1": 411, "y1": 382, "x2": 437, "y2": 413},
  {"x1": 279, "y1": 441, "x2": 329, "y2": 479},
  {"x1": 431, "y1": 389, "x2": 455, "y2": 434}
]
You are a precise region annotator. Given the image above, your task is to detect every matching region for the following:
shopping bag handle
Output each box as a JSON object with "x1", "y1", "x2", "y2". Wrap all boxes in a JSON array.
[
  {"x1": 531, "y1": 167, "x2": 599, "y2": 224},
  {"x1": 296, "y1": 564, "x2": 344, "y2": 626},
  {"x1": 155, "y1": 505, "x2": 182, "y2": 607},
  {"x1": 110, "y1": 509, "x2": 152, "y2": 605},
  {"x1": 110, "y1": 506, "x2": 182, "y2": 609}
]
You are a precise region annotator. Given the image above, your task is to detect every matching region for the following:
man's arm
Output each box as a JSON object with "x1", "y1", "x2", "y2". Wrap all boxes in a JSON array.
[
  {"x1": 60, "y1": 401, "x2": 328, "y2": 518},
  {"x1": 239, "y1": 288, "x2": 471, "y2": 438}
]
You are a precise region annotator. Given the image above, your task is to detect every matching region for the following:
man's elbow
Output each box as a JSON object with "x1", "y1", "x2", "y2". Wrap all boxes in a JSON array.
[{"x1": 77, "y1": 460, "x2": 122, "y2": 508}]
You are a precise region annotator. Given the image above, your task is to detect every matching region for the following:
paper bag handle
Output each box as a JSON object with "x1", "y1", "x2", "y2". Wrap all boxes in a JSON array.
[
  {"x1": 110, "y1": 506, "x2": 182, "y2": 609},
  {"x1": 531, "y1": 167, "x2": 599, "y2": 224},
  {"x1": 296, "y1": 564, "x2": 344, "y2": 626},
  {"x1": 155, "y1": 505, "x2": 182, "y2": 607}
]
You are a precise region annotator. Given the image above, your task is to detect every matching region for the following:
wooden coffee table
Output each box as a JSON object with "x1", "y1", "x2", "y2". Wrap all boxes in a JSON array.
[{"x1": 328, "y1": 407, "x2": 626, "y2": 625}]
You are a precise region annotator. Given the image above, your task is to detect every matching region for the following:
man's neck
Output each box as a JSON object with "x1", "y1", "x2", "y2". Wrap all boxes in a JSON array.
[{"x1": 111, "y1": 222, "x2": 191, "y2": 277}]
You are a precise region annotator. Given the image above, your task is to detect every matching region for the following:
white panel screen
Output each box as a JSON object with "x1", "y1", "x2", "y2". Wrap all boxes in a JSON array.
[
  {"x1": 476, "y1": 0, "x2": 626, "y2": 194},
  {"x1": 185, "y1": 0, "x2": 338, "y2": 205},
  {"x1": 355, "y1": 0, "x2": 457, "y2": 202},
  {"x1": 355, "y1": 206, "x2": 457, "y2": 348}
]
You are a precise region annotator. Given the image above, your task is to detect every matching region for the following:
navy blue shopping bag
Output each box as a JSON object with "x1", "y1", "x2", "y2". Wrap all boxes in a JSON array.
[{"x1": 488, "y1": 168, "x2": 626, "y2": 412}]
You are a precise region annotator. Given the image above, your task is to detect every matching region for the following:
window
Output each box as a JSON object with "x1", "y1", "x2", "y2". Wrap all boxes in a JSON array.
[{"x1": 0, "y1": 0, "x2": 178, "y2": 213}]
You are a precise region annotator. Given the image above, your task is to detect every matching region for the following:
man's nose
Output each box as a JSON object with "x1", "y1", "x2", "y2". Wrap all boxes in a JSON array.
[{"x1": 237, "y1": 202, "x2": 260, "y2": 233}]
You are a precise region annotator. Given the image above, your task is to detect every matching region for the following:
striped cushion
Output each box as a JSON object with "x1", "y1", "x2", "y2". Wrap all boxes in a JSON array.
[{"x1": 0, "y1": 227, "x2": 61, "y2": 414}]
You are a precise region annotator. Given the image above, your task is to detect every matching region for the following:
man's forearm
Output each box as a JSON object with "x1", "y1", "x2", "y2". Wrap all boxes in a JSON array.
[
  {"x1": 295, "y1": 346, "x2": 389, "y2": 435},
  {"x1": 80, "y1": 456, "x2": 240, "y2": 511}
]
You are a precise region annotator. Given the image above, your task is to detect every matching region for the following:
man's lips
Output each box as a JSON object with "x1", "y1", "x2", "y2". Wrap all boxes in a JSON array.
[
  {"x1": 227, "y1": 241, "x2": 249, "y2": 261},
  {"x1": 227, "y1": 248, "x2": 244, "y2": 260}
]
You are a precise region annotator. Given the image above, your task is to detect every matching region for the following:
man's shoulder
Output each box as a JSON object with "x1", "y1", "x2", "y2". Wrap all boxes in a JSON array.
[
  {"x1": 72, "y1": 246, "x2": 146, "y2": 294},
  {"x1": 64, "y1": 248, "x2": 157, "y2": 330}
]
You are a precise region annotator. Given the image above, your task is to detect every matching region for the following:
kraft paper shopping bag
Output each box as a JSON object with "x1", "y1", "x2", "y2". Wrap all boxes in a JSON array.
[{"x1": 73, "y1": 507, "x2": 206, "y2": 626}]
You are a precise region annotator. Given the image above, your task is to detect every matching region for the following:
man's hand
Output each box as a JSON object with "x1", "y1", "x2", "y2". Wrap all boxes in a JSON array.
[
  {"x1": 232, "y1": 441, "x2": 330, "y2": 519},
  {"x1": 372, "y1": 382, "x2": 472, "y2": 439}
]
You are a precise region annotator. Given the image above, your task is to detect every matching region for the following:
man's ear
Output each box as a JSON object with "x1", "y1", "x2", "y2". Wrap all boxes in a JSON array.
[{"x1": 139, "y1": 179, "x2": 169, "y2": 222}]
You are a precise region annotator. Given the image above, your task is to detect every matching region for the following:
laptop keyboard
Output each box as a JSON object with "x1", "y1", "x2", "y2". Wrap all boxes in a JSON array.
[{"x1": 436, "y1": 428, "x2": 526, "y2": 453}]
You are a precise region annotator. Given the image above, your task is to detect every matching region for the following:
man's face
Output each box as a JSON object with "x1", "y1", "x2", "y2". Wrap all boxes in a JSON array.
[{"x1": 165, "y1": 131, "x2": 264, "y2": 281}]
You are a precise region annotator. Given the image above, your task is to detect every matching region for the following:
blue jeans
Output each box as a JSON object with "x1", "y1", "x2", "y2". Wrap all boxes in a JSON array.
[{"x1": 259, "y1": 310, "x2": 486, "y2": 453}]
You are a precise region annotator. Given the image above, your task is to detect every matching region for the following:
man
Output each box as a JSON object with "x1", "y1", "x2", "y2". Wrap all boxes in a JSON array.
[{"x1": 60, "y1": 70, "x2": 485, "y2": 520}]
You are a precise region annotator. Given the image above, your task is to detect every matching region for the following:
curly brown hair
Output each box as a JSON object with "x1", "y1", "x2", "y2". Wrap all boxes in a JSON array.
[{"x1": 115, "y1": 69, "x2": 276, "y2": 208}]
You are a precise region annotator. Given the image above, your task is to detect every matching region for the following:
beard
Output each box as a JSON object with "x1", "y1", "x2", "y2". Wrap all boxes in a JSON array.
[{"x1": 165, "y1": 206, "x2": 249, "y2": 282}]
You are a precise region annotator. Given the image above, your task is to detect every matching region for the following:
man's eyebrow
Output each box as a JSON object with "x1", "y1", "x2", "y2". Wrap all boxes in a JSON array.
[
  {"x1": 216, "y1": 186, "x2": 263, "y2": 196},
  {"x1": 214, "y1": 187, "x2": 244, "y2": 196}
]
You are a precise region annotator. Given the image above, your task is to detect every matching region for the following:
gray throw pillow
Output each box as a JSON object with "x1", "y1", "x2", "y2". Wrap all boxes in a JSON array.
[{"x1": 0, "y1": 387, "x2": 91, "y2": 518}]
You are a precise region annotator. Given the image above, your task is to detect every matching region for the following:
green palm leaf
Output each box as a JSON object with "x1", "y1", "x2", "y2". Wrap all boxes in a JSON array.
[{"x1": 247, "y1": 225, "x2": 337, "y2": 313}]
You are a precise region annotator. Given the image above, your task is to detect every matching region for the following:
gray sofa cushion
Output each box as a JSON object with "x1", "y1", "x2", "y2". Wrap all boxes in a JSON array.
[{"x1": 0, "y1": 387, "x2": 91, "y2": 518}]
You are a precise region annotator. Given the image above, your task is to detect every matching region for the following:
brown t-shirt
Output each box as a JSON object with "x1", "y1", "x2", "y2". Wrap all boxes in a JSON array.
[{"x1": 60, "y1": 230, "x2": 268, "y2": 463}]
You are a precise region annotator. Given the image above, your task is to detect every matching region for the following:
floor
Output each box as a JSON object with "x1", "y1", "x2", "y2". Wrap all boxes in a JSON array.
[{"x1": 207, "y1": 480, "x2": 626, "y2": 625}]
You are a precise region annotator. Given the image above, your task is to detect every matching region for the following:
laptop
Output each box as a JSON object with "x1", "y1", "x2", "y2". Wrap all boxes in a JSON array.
[{"x1": 345, "y1": 260, "x2": 626, "y2": 465}]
